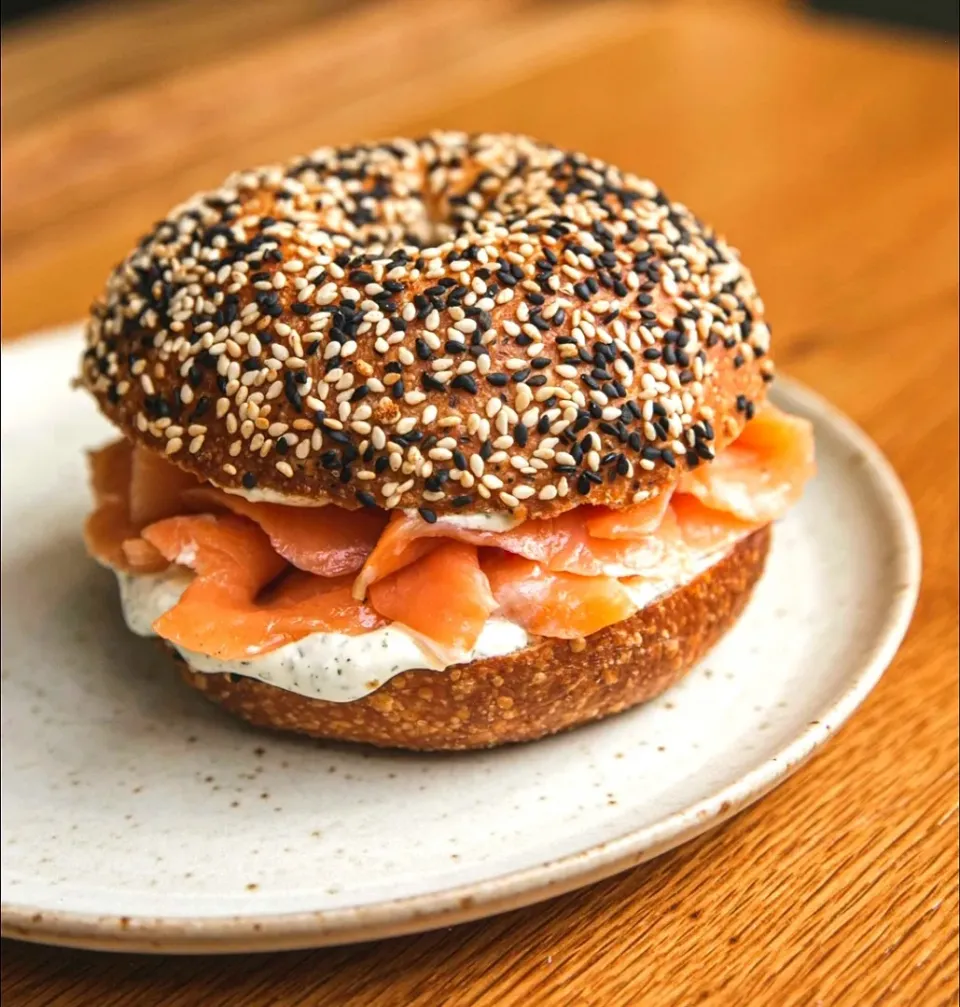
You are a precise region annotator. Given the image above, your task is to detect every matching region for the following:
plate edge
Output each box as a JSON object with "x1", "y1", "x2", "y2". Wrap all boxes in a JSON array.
[{"x1": 0, "y1": 354, "x2": 923, "y2": 952}]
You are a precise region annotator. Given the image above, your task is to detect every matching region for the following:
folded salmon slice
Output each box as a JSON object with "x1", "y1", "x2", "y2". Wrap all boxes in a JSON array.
[
  {"x1": 670, "y1": 494, "x2": 762, "y2": 555},
  {"x1": 482, "y1": 552, "x2": 637, "y2": 639},
  {"x1": 142, "y1": 514, "x2": 384, "y2": 660},
  {"x1": 367, "y1": 541, "x2": 497, "y2": 664},
  {"x1": 679, "y1": 404, "x2": 815, "y2": 523},
  {"x1": 584, "y1": 490, "x2": 674, "y2": 541},
  {"x1": 182, "y1": 486, "x2": 388, "y2": 577},
  {"x1": 129, "y1": 447, "x2": 201, "y2": 526},
  {"x1": 85, "y1": 441, "x2": 167, "y2": 573},
  {"x1": 353, "y1": 506, "x2": 669, "y2": 598}
]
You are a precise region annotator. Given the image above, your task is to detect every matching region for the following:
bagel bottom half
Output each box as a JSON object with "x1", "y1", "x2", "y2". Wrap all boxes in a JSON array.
[{"x1": 174, "y1": 526, "x2": 771, "y2": 751}]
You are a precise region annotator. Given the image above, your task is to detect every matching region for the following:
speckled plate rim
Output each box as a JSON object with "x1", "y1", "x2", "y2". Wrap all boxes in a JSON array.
[{"x1": 0, "y1": 335, "x2": 921, "y2": 954}]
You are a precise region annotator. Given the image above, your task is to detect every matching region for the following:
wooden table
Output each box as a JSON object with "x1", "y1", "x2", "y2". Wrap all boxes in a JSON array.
[{"x1": 2, "y1": 1, "x2": 957, "y2": 1003}]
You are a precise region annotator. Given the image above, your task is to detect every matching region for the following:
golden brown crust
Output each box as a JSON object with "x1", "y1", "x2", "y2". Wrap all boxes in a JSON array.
[
  {"x1": 175, "y1": 526, "x2": 770, "y2": 750},
  {"x1": 79, "y1": 132, "x2": 772, "y2": 520}
]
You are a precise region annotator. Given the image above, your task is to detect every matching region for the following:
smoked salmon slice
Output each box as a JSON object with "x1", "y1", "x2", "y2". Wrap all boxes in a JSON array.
[
  {"x1": 367, "y1": 541, "x2": 497, "y2": 664},
  {"x1": 482, "y1": 552, "x2": 637, "y2": 639},
  {"x1": 350, "y1": 514, "x2": 442, "y2": 598},
  {"x1": 142, "y1": 514, "x2": 383, "y2": 659},
  {"x1": 353, "y1": 506, "x2": 669, "y2": 598},
  {"x1": 86, "y1": 399, "x2": 815, "y2": 659},
  {"x1": 679, "y1": 404, "x2": 815, "y2": 523},
  {"x1": 584, "y1": 490, "x2": 674, "y2": 540},
  {"x1": 85, "y1": 440, "x2": 167, "y2": 573},
  {"x1": 182, "y1": 486, "x2": 388, "y2": 578},
  {"x1": 129, "y1": 446, "x2": 201, "y2": 526},
  {"x1": 670, "y1": 494, "x2": 762, "y2": 556},
  {"x1": 89, "y1": 438, "x2": 133, "y2": 501}
]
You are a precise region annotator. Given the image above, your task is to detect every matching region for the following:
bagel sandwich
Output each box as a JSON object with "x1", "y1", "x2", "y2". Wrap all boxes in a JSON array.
[{"x1": 79, "y1": 132, "x2": 815, "y2": 750}]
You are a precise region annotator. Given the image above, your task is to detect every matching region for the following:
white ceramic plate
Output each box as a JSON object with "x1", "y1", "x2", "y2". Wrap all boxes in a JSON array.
[{"x1": 1, "y1": 326, "x2": 919, "y2": 954}]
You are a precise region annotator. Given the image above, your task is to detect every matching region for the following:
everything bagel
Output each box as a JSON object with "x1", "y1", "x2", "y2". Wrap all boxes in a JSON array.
[
  {"x1": 80, "y1": 132, "x2": 773, "y2": 520},
  {"x1": 78, "y1": 133, "x2": 814, "y2": 750}
]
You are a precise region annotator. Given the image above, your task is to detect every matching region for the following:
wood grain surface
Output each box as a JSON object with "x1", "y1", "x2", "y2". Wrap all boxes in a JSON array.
[{"x1": 2, "y1": 1, "x2": 958, "y2": 1004}]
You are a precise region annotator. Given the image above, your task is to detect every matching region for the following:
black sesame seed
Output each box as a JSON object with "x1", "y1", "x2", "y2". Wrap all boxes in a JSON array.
[{"x1": 284, "y1": 372, "x2": 303, "y2": 411}]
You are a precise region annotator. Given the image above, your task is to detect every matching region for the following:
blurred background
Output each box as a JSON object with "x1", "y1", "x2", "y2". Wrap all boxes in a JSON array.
[
  {"x1": 4, "y1": 0, "x2": 959, "y2": 32},
  {"x1": 2, "y1": 0, "x2": 957, "y2": 371}
]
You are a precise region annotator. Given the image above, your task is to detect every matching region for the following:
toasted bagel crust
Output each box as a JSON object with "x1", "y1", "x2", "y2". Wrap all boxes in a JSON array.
[
  {"x1": 80, "y1": 132, "x2": 772, "y2": 519},
  {"x1": 175, "y1": 526, "x2": 770, "y2": 750}
]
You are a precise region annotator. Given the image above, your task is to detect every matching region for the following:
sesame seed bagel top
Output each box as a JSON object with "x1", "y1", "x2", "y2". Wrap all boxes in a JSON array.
[{"x1": 79, "y1": 132, "x2": 773, "y2": 518}]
